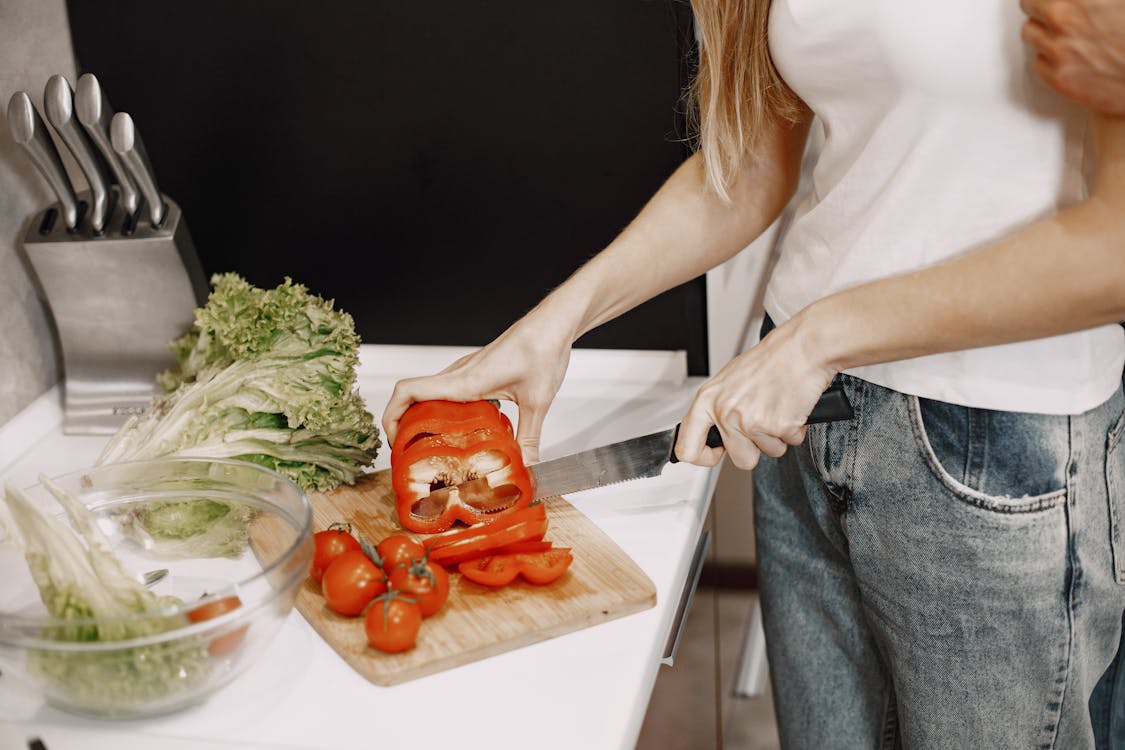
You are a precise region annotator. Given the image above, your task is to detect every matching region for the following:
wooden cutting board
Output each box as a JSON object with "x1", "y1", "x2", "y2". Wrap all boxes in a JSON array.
[{"x1": 253, "y1": 469, "x2": 656, "y2": 686}]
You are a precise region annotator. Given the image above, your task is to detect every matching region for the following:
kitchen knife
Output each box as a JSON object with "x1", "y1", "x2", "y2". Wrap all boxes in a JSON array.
[
  {"x1": 528, "y1": 385, "x2": 854, "y2": 501},
  {"x1": 110, "y1": 111, "x2": 165, "y2": 226},
  {"x1": 75, "y1": 73, "x2": 140, "y2": 219},
  {"x1": 6, "y1": 90, "x2": 80, "y2": 230},
  {"x1": 44, "y1": 74, "x2": 111, "y2": 234}
]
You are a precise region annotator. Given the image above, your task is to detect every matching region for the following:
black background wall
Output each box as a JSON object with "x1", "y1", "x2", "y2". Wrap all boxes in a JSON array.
[{"x1": 64, "y1": 1, "x2": 708, "y2": 373}]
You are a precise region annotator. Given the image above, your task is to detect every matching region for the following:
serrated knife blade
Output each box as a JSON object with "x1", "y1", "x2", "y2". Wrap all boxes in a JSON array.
[
  {"x1": 530, "y1": 427, "x2": 677, "y2": 501},
  {"x1": 529, "y1": 384, "x2": 854, "y2": 501}
]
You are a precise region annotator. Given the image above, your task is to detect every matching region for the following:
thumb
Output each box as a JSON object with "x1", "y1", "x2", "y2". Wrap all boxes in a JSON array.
[{"x1": 514, "y1": 404, "x2": 547, "y2": 465}]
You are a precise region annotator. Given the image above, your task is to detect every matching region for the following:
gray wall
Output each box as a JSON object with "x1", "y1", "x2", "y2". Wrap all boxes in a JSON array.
[{"x1": 0, "y1": 0, "x2": 76, "y2": 423}]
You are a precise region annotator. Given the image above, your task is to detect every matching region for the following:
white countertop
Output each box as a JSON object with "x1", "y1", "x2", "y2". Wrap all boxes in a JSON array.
[{"x1": 0, "y1": 345, "x2": 718, "y2": 750}]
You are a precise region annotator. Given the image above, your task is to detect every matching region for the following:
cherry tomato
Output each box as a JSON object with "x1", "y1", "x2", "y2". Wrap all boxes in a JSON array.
[
  {"x1": 376, "y1": 534, "x2": 425, "y2": 575},
  {"x1": 187, "y1": 595, "x2": 247, "y2": 656},
  {"x1": 388, "y1": 558, "x2": 450, "y2": 617},
  {"x1": 364, "y1": 591, "x2": 423, "y2": 653},
  {"x1": 322, "y1": 549, "x2": 387, "y2": 616},
  {"x1": 311, "y1": 525, "x2": 362, "y2": 584}
]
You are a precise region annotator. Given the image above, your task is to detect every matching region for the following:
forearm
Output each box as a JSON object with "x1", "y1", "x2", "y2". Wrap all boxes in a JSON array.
[
  {"x1": 529, "y1": 116, "x2": 812, "y2": 343},
  {"x1": 809, "y1": 115, "x2": 1125, "y2": 373}
]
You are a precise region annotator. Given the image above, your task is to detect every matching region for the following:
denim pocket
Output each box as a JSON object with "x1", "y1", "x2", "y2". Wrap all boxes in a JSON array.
[
  {"x1": 908, "y1": 395, "x2": 1068, "y2": 513},
  {"x1": 1107, "y1": 408, "x2": 1125, "y2": 583}
]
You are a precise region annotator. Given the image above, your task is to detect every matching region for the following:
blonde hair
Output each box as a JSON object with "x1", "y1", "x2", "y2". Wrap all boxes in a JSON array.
[{"x1": 688, "y1": 0, "x2": 802, "y2": 201}]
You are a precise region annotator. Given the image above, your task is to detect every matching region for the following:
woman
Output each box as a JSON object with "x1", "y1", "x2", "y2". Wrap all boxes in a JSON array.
[{"x1": 383, "y1": 1, "x2": 1125, "y2": 746}]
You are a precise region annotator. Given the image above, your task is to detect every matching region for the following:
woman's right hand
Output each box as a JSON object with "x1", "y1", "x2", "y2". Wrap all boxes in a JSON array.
[{"x1": 380, "y1": 314, "x2": 573, "y2": 464}]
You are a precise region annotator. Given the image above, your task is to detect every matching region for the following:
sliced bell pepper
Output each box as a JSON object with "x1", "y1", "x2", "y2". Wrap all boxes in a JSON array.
[
  {"x1": 425, "y1": 503, "x2": 548, "y2": 566},
  {"x1": 391, "y1": 400, "x2": 534, "y2": 533},
  {"x1": 458, "y1": 548, "x2": 574, "y2": 587},
  {"x1": 492, "y1": 540, "x2": 554, "y2": 555}
]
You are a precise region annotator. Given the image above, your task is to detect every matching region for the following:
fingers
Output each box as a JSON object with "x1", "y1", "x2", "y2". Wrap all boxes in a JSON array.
[
  {"x1": 675, "y1": 382, "x2": 815, "y2": 469},
  {"x1": 674, "y1": 423, "x2": 793, "y2": 470},
  {"x1": 676, "y1": 413, "x2": 799, "y2": 470},
  {"x1": 721, "y1": 432, "x2": 792, "y2": 469},
  {"x1": 381, "y1": 366, "x2": 553, "y2": 464},
  {"x1": 1021, "y1": 17, "x2": 1055, "y2": 63},
  {"x1": 380, "y1": 377, "x2": 427, "y2": 446},
  {"x1": 791, "y1": 424, "x2": 809, "y2": 447},
  {"x1": 1022, "y1": 22, "x2": 1074, "y2": 102},
  {"x1": 1020, "y1": 0, "x2": 1083, "y2": 29},
  {"x1": 1019, "y1": 0, "x2": 1048, "y2": 24},
  {"x1": 381, "y1": 372, "x2": 472, "y2": 446},
  {"x1": 675, "y1": 412, "x2": 728, "y2": 468},
  {"x1": 1020, "y1": 1, "x2": 1094, "y2": 69},
  {"x1": 751, "y1": 433, "x2": 789, "y2": 459}
]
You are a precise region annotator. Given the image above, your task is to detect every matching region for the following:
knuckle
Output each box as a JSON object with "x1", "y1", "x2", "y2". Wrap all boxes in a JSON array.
[
  {"x1": 387, "y1": 380, "x2": 410, "y2": 402},
  {"x1": 1042, "y1": 1, "x2": 1077, "y2": 31},
  {"x1": 784, "y1": 426, "x2": 808, "y2": 446},
  {"x1": 715, "y1": 398, "x2": 745, "y2": 425},
  {"x1": 1020, "y1": 19, "x2": 1044, "y2": 47},
  {"x1": 766, "y1": 443, "x2": 788, "y2": 459}
]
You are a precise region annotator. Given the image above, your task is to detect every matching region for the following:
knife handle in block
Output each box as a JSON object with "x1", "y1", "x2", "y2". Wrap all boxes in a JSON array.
[{"x1": 669, "y1": 385, "x2": 854, "y2": 463}]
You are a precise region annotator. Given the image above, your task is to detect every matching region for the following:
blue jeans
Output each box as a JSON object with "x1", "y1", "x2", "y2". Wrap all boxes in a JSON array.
[{"x1": 754, "y1": 373, "x2": 1125, "y2": 748}]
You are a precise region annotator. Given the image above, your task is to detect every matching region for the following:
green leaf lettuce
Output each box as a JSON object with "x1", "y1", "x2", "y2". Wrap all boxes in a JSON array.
[{"x1": 98, "y1": 273, "x2": 381, "y2": 492}]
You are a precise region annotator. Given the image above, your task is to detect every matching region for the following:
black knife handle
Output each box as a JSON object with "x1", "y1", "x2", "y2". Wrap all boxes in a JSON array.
[
  {"x1": 807, "y1": 385, "x2": 854, "y2": 424},
  {"x1": 669, "y1": 385, "x2": 854, "y2": 463}
]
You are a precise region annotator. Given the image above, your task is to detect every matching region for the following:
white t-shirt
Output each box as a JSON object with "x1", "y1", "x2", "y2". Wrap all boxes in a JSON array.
[{"x1": 765, "y1": 0, "x2": 1125, "y2": 414}]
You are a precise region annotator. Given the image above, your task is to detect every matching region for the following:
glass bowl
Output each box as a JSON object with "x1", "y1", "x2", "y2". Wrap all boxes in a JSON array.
[{"x1": 0, "y1": 457, "x2": 313, "y2": 718}]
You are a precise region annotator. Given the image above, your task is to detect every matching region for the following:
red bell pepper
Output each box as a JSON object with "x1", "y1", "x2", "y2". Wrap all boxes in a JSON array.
[
  {"x1": 458, "y1": 548, "x2": 574, "y2": 587},
  {"x1": 391, "y1": 400, "x2": 534, "y2": 533},
  {"x1": 424, "y1": 503, "x2": 548, "y2": 566},
  {"x1": 492, "y1": 540, "x2": 553, "y2": 555}
]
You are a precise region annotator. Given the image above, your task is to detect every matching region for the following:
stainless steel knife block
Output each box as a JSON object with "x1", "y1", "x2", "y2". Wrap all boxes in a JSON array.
[{"x1": 22, "y1": 191, "x2": 207, "y2": 434}]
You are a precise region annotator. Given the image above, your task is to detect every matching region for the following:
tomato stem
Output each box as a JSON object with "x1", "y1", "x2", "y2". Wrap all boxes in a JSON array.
[
  {"x1": 373, "y1": 589, "x2": 419, "y2": 631},
  {"x1": 358, "y1": 536, "x2": 386, "y2": 568}
]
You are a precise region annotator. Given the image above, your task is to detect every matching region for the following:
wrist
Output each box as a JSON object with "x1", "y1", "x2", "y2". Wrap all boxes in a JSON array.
[
  {"x1": 518, "y1": 293, "x2": 586, "y2": 349},
  {"x1": 797, "y1": 296, "x2": 858, "y2": 376},
  {"x1": 526, "y1": 276, "x2": 608, "y2": 345}
]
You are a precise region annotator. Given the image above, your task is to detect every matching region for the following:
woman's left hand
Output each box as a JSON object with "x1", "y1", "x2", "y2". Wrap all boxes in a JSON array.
[{"x1": 675, "y1": 311, "x2": 837, "y2": 470}]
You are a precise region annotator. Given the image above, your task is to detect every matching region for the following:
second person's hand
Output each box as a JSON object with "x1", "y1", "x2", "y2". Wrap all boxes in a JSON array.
[{"x1": 1021, "y1": 0, "x2": 1125, "y2": 115}]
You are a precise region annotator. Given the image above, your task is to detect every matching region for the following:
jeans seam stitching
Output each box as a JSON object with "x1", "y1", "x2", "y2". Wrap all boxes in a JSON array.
[
  {"x1": 1105, "y1": 617, "x2": 1125, "y2": 744},
  {"x1": 879, "y1": 683, "x2": 899, "y2": 750},
  {"x1": 1044, "y1": 420, "x2": 1078, "y2": 750},
  {"x1": 1109, "y1": 408, "x2": 1125, "y2": 453},
  {"x1": 965, "y1": 407, "x2": 987, "y2": 489},
  {"x1": 844, "y1": 377, "x2": 862, "y2": 505},
  {"x1": 1106, "y1": 410, "x2": 1125, "y2": 582}
]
